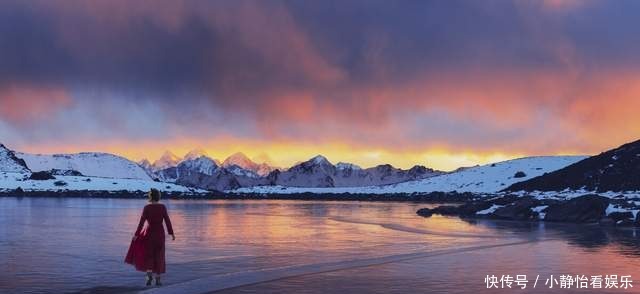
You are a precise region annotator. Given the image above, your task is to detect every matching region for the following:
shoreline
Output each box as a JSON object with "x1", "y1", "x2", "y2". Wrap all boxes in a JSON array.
[
  {"x1": 4, "y1": 190, "x2": 638, "y2": 227},
  {"x1": 0, "y1": 190, "x2": 476, "y2": 203}
]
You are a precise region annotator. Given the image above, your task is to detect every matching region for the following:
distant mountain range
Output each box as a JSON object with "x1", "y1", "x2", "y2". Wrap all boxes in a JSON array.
[
  {"x1": 140, "y1": 151, "x2": 445, "y2": 191},
  {"x1": 4, "y1": 138, "x2": 640, "y2": 197},
  {"x1": 237, "y1": 156, "x2": 587, "y2": 194}
]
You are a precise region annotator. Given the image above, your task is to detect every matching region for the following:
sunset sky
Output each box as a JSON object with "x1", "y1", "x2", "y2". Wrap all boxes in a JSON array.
[{"x1": 1, "y1": 0, "x2": 640, "y2": 171}]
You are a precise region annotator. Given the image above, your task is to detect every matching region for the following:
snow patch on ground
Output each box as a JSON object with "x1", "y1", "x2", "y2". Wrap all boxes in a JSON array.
[
  {"x1": 531, "y1": 205, "x2": 548, "y2": 213},
  {"x1": 476, "y1": 205, "x2": 504, "y2": 215}
]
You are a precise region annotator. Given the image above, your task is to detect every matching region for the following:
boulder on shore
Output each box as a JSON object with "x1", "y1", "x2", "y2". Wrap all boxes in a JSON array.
[
  {"x1": 544, "y1": 195, "x2": 609, "y2": 223},
  {"x1": 608, "y1": 211, "x2": 634, "y2": 223},
  {"x1": 28, "y1": 171, "x2": 56, "y2": 181},
  {"x1": 491, "y1": 198, "x2": 540, "y2": 221}
]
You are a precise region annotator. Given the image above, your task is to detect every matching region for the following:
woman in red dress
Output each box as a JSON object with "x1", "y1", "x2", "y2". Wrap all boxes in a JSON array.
[{"x1": 131, "y1": 188, "x2": 175, "y2": 286}]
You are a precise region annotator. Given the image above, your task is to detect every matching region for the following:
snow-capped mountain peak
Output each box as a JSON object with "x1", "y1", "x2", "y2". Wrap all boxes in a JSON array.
[
  {"x1": 222, "y1": 152, "x2": 255, "y2": 168},
  {"x1": 183, "y1": 148, "x2": 209, "y2": 161},
  {"x1": 309, "y1": 155, "x2": 332, "y2": 166},
  {"x1": 152, "y1": 151, "x2": 181, "y2": 170},
  {"x1": 179, "y1": 155, "x2": 219, "y2": 175},
  {"x1": 138, "y1": 158, "x2": 151, "y2": 167}
]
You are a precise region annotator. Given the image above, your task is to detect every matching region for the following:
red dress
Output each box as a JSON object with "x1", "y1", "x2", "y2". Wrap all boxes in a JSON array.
[{"x1": 125, "y1": 203, "x2": 174, "y2": 274}]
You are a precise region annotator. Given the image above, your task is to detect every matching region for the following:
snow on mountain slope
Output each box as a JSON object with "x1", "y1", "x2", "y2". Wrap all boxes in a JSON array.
[
  {"x1": 179, "y1": 156, "x2": 219, "y2": 175},
  {"x1": 0, "y1": 144, "x2": 30, "y2": 173},
  {"x1": 233, "y1": 156, "x2": 587, "y2": 194},
  {"x1": 222, "y1": 152, "x2": 274, "y2": 176},
  {"x1": 17, "y1": 152, "x2": 152, "y2": 180},
  {"x1": 152, "y1": 151, "x2": 181, "y2": 171},
  {"x1": 336, "y1": 162, "x2": 362, "y2": 170},
  {"x1": 507, "y1": 139, "x2": 640, "y2": 192},
  {"x1": 183, "y1": 148, "x2": 208, "y2": 161},
  {"x1": 0, "y1": 172, "x2": 204, "y2": 193}
]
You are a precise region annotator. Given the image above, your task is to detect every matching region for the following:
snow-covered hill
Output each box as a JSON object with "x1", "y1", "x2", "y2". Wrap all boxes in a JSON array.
[
  {"x1": 508, "y1": 139, "x2": 640, "y2": 192},
  {"x1": 234, "y1": 156, "x2": 587, "y2": 194},
  {"x1": 17, "y1": 152, "x2": 152, "y2": 180},
  {"x1": 0, "y1": 171, "x2": 203, "y2": 193},
  {"x1": 0, "y1": 144, "x2": 30, "y2": 173}
]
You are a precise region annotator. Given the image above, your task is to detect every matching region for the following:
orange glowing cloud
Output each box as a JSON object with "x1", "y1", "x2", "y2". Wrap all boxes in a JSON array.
[{"x1": 0, "y1": 86, "x2": 72, "y2": 125}]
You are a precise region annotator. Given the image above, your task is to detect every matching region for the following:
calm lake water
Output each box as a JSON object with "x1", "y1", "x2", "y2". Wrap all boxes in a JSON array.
[{"x1": 1, "y1": 197, "x2": 640, "y2": 294}]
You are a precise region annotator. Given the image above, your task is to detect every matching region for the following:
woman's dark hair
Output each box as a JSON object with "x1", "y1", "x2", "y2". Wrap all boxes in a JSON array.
[{"x1": 149, "y1": 188, "x2": 161, "y2": 202}]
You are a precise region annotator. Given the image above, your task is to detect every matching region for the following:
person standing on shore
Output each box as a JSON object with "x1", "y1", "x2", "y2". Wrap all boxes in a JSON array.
[{"x1": 128, "y1": 188, "x2": 175, "y2": 286}]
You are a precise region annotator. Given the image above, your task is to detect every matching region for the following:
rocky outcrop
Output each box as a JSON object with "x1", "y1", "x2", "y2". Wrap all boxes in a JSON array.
[
  {"x1": 417, "y1": 194, "x2": 620, "y2": 225},
  {"x1": 544, "y1": 195, "x2": 609, "y2": 223},
  {"x1": 29, "y1": 171, "x2": 56, "y2": 180},
  {"x1": 491, "y1": 198, "x2": 540, "y2": 221}
]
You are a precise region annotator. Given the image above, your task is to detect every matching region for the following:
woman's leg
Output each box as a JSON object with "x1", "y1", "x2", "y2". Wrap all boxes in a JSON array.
[
  {"x1": 146, "y1": 270, "x2": 153, "y2": 286},
  {"x1": 155, "y1": 273, "x2": 162, "y2": 286}
]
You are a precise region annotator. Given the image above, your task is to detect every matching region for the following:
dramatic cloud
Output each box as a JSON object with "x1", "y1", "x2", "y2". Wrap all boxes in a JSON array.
[{"x1": 1, "y1": 0, "x2": 639, "y2": 169}]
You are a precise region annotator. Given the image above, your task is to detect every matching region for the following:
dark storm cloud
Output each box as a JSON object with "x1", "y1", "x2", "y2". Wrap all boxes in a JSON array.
[
  {"x1": 2, "y1": 0, "x2": 640, "y2": 155},
  {"x1": 2, "y1": 0, "x2": 639, "y2": 96}
]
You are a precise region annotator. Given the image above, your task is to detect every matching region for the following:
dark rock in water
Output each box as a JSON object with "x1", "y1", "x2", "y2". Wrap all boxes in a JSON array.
[
  {"x1": 457, "y1": 201, "x2": 493, "y2": 216},
  {"x1": 635, "y1": 213, "x2": 640, "y2": 227},
  {"x1": 14, "y1": 187, "x2": 24, "y2": 194},
  {"x1": 544, "y1": 195, "x2": 609, "y2": 223},
  {"x1": 491, "y1": 198, "x2": 540, "y2": 221},
  {"x1": 417, "y1": 201, "x2": 492, "y2": 218},
  {"x1": 430, "y1": 205, "x2": 460, "y2": 216},
  {"x1": 608, "y1": 211, "x2": 634, "y2": 223},
  {"x1": 29, "y1": 171, "x2": 56, "y2": 180},
  {"x1": 416, "y1": 208, "x2": 433, "y2": 217},
  {"x1": 513, "y1": 171, "x2": 527, "y2": 178}
]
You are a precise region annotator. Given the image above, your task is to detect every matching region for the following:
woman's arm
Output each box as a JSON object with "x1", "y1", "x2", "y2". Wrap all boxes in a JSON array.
[
  {"x1": 134, "y1": 206, "x2": 147, "y2": 236},
  {"x1": 163, "y1": 205, "x2": 175, "y2": 240}
]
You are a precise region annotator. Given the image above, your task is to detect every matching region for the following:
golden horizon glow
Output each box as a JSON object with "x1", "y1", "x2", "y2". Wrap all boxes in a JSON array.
[{"x1": 13, "y1": 138, "x2": 588, "y2": 172}]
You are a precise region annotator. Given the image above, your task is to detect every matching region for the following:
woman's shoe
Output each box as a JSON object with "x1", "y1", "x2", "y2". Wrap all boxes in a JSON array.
[
  {"x1": 155, "y1": 277, "x2": 162, "y2": 286},
  {"x1": 146, "y1": 273, "x2": 153, "y2": 286}
]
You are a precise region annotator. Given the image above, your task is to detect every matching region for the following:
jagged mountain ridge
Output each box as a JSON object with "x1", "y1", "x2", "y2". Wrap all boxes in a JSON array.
[
  {"x1": 250, "y1": 155, "x2": 444, "y2": 188},
  {"x1": 145, "y1": 153, "x2": 445, "y2": 191},
  {"x1": 236, "y1": 156, "x2": 587, "y2": 194}
]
